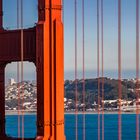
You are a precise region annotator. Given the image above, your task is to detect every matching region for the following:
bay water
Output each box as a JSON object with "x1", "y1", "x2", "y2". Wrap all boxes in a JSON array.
[{"x1": 6, "y1": 114, "x2": 140, "y2": 140}]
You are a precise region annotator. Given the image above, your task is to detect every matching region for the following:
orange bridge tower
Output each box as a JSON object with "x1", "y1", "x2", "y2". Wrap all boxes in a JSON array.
[{"x1": 36, "y1": 0, "x2": 65, "y2": 140}]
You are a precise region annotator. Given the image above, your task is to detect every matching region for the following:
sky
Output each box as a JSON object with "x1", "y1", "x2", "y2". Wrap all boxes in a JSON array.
[{"x1": 2, "y1": 0, "x2": 140, "y2": 81}]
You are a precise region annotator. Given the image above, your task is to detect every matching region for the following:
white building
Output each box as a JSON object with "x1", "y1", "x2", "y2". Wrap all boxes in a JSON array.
[{"x1": 8, "y1": 78, "x2": 16, "y2": 86}]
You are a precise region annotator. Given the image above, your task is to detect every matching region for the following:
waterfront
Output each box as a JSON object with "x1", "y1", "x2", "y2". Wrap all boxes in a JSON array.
[{"x1": 6, "y1": 114, "x2": 140, "y2": 140}]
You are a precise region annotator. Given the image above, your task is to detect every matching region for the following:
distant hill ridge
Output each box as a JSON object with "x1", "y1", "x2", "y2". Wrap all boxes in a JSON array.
[{"x1": 64, "y1": 77, "x2": 138, "y2": 104}]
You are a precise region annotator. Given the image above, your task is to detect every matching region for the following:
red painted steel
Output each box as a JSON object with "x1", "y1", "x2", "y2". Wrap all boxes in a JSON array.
[
  {"x1": 36, "y1": 0, "x2": 65, "y2": 140},
  {"x1": 0, "y1": 27, "x2": 36, "y2": 140},
  {"x1": 0, "y1": 63, "x2": 6, "y2": 138},
  {"x1": 0, "y1": 0, "x2": 2, "y2": 29},
  {"x1": 0, "y1": 28, "x2": 36, "y2": 62}
]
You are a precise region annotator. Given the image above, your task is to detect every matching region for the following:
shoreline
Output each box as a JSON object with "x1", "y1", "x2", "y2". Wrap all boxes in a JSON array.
[
  {"x1": 5, "y1": 110, "x2": 36, "y2": 115},
  {"x1": 5, "y1": 110, "x2": 139, "y2": 115}
]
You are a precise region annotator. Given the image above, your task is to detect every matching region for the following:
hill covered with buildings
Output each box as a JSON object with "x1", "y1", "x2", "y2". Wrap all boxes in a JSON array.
[{"x1": 5, "y1": 77, "x2": 140, "y2": 112}]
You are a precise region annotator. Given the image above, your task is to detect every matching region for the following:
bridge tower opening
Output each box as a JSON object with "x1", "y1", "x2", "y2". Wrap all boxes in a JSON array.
[{"x1": 5, "y1": 62, "x2": 37, "y2": 138}]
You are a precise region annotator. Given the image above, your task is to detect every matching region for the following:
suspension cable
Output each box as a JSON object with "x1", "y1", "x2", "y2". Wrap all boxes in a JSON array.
[
  {"x1": 136, "y1": 0, "x2": 139, "y2": 140},
  {"x1": 74, "y1": 0, "x2": 78, "y2": 140},
  {"x1": 97, "y1": 0, "x2": 100, "y2": 140},
  {"x1": 17, "y1": 0, "x2": 20, "y2": 138},
  {"x1": 118, "y1": 0, "x2": 122, "y2": 140},
  {"x1": 82, "y1": 0, "x2": 85, "y2": 140},
  {"x1": 101, "y1": 0, "x2": 104, "y2": 140},
  {"x1": 20, "y1": 0, "x2": 24, "y2": 139}
]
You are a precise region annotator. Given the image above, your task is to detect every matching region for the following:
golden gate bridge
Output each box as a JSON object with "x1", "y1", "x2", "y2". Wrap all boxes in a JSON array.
[{"x1": 0, "y1": 0, "x2": 139, "y2": 140}]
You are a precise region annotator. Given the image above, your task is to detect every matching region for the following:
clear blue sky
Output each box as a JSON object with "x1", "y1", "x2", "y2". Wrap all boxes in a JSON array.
[{"x1": 3, "y1": 0, "x2": 139, "y2": 80}]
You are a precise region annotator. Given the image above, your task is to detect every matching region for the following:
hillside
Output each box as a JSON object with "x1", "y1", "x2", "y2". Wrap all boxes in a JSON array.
[
  {"x1": 5, "y1": 78, "x2": 139, "y2": 110},
  {"x1": 64, "y1": 77, "x2": 138, "y2": 104}
]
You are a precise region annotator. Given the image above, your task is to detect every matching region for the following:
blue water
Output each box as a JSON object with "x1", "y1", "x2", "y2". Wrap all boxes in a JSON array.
[{"x1": 6, "y1": 114, "x2": 140, "y2": 140}]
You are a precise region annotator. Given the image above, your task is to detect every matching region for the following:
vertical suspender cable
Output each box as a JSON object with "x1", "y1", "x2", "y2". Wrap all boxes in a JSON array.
[
  {"x1": 75, "y1": 0, "x2": 78, "y2": 140},
  {"x1": 20, "y1": 0, "x2": 24, "y2": 139},
  {"x1": 17, "y1": 0, "x2": 20, "y2": 138},
  {"x1": 97, "y1": 0, "x2": 100, "y2": 140},
  {"x1": 136, "y1": 0, "x2": 139, "y2": 140},
  {"x1": 82, "y1": 0, "x2": 85, "y2": 140},
  {"x1": 118, "y1": 0, "x2": 122, "y2": 140},
  {"x1": 101, "y1": 0, "x2": 104, "y2": 140}
]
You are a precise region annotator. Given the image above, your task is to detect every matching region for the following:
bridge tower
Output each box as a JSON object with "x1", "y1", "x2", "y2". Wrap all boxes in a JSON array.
[
  {"x1": 36, "y1": 0, "x2": 65, "y2": 140},
  {"x1": 0, "y1": 0, "x2": 65, "y2": 140}
]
